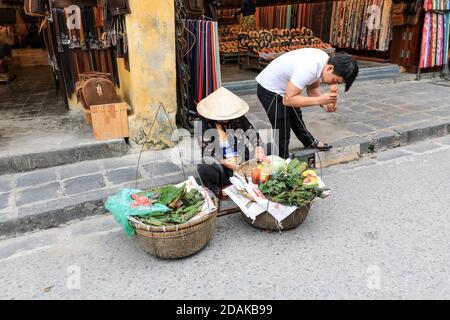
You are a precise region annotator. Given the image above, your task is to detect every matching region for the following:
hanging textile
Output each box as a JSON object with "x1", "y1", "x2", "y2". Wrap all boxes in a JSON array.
[
  {"x1": 49, "y1": 3, "x2": 120, "y2": 95},
  {"x1": 329, "y1": 0, "x2": 393, "y2": 51},
  {"x1": 185, "y1": 19, "x2": 221, "y2": 115},
  {"x1": 419, "y1": 0, "x2": 450, "y2": 68},
  {"x1": 257, "y1": 3, "x2": 333, "y2": 42}
]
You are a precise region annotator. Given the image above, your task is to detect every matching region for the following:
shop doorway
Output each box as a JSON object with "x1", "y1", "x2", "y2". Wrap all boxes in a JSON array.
[
  {"x1": 215, "y1": 0, "x2": 400, "y2": 85},
  {"x1": 0, "y1": 1, "x2": 128, "y2": 173}
]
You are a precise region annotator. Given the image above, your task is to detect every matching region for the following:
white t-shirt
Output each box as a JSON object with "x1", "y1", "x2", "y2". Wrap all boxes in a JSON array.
[{"x1": 255, "y1": 48, "x2": 329, "y2": 95}]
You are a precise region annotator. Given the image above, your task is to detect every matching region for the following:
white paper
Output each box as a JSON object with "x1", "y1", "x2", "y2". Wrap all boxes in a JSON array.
[
  {"x1": 231, "y1": 173, "x2": 297, "y2": 223},
  {"x1": 223, "y1": 185, "x2": 265, "y2": 220}
]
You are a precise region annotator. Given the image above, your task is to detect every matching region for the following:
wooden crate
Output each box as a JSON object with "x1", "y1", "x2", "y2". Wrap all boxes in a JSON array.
[
  {"x1": 90, "y1": 102, "x2": 129, "y2": 141},
  {"x1": 11, "y1": 49, "x2": 49, "y2": 67},
  {"x1": 0, "y1": 72, "x2": 14, "y2": 84}
]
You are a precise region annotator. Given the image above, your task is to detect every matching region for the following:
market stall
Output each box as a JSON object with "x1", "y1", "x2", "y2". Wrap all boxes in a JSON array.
[
  {"x1": 237, "y1": 27, "x2": 335, "y2": 70},
  {"x1": 179, "y1": 0, "x2": 441, "y2": 94},
  {"x1": 105, "y1": 156, "x2": 329, "y2": 258}
]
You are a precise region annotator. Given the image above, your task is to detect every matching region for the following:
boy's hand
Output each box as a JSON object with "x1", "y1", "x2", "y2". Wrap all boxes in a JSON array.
[
  {"x1": 321, "y1": 103, "x2": 337, "y2": 113},
  {"x1": 318, "y1": 92, "x2": 338, "y2": 105}
]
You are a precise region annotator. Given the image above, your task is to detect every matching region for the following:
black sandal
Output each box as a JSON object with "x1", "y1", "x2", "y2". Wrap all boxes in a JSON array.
[{"x1": 306, "y1": 139, "x2": 333, "y2": 151}]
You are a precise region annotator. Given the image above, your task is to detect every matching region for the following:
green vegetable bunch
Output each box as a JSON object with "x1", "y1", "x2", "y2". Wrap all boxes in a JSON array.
[
  {"x1": 135, "y1": 186, "x2": 205, "y2": 227},
  {"x1": 258, "y1": 159, "x2": 325, "y2": 207}
]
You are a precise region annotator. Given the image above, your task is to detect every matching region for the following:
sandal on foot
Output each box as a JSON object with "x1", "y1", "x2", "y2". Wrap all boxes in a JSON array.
[{"x1": 306, "y1": 140, "x2": 333, "y2": 151}]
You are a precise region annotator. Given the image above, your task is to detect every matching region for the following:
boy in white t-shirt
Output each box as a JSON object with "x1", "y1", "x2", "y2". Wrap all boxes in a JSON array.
[{"x1": 255, "y1": 49, "x2": 359, "y2": 158}]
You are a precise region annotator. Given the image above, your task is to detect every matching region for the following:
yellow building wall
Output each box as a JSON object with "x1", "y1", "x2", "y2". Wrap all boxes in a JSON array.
[
  {"x1": 123, "y1": 0, "x2": 178, "y2": 150},
  {"x1": 68, "y1": 0, "x2": 178, "y2": 150}
]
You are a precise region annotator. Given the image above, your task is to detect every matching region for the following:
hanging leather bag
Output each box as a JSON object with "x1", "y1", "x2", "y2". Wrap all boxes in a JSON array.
[
  {"x1": 75, "y1": 73, "x2": 119, "y2": 111},
  {"x1": 52, "y1": 0, "x2": 97, "y2": 8},
  {"x1": 404, "y1": 0, "x2": 422, "y2": 14},
  {"x1": 392, "y1": 3, "x2": 406, "y2": 14},
  {"x1": 108, "y1": 0, "x2": 131, "y2": 16},
  {"x1": 406, "y1": 7, "x2": 423, "y2": 26},
  {"x1": 0, "y1": 7, "x2": 16, "y2": 24},
  {"x1": 184, "y1": 0, "x2": 204, "y2": 17},
  {"x1": 24, "y1": 0, "x2": 47, "y2": 17}
]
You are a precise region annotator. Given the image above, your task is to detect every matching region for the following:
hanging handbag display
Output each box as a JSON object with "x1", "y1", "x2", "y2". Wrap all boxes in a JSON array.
[
  {"x1": 108, "y1": 0, "x2": 130, "y2": 16},
  {"x1": 0, "y1": 7, "x2": 16, "y2": 24},
  {"x1": 0, "y1": 26, "x2": 15, "y2": 46},
  {"x1": 52, "y1": 0, "x2": 97, "y2": 8},
  {"x1": 184, "y1": 0, "x2": 204, "y2": 18},
  {"x1": 392, "y1": 3, "x2": 407, "y2": 26},
  {"x1": 24, "y1": 0, "x2": 48, "y2": 17}
]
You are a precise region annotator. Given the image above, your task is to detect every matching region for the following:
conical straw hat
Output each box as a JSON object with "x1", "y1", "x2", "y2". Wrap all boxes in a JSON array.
[{"x1": 197, "y1": 87, "x2": 249, "y2": 121}]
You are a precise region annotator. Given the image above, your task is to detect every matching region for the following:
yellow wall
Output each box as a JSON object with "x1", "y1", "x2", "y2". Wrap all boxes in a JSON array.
[
  {"x1": 123, "y1": 0, "x2": 178, "y2": 149},
  {"x1": 69, "y1": 0, "x2": 177, "y2": 150}
]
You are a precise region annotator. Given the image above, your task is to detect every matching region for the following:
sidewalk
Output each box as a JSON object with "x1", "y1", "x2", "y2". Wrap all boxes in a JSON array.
[
  {"x1": 242, "y1": 77, "x2": 450, "y2": 166},
  {"x1": 0, "y1": 67, "x2": 129, "y2": 175},
  {"x1": 1, "y1": 76, "x2": 450, "y2": 237},
  {"x1": 0, "y1": 147, "x2": 195, "y2": 238}
]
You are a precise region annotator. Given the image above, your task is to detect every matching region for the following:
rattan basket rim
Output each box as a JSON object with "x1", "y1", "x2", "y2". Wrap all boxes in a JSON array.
[
  {"x1": 133, "y1": 213, "x2": 217, "y2": 238},
  {"x1": 129, "y1": 209, "x2": 217, "y2": 233}
]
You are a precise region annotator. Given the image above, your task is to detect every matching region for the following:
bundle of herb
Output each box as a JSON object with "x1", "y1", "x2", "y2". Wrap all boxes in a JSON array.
[
  {"x1": 258, "y1": 159, "x2": 326, "y2": 207},
  {"x1": 135, "y1": 186, "x2": 205, "y2": 227}
]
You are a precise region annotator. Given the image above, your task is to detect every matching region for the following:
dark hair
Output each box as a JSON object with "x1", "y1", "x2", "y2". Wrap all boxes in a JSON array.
[{"x1": 328, "y1": 53, "x2": 359, "y2": 92}]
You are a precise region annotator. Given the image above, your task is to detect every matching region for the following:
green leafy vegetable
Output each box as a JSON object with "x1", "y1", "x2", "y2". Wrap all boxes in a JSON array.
[
  {"x1": 259, "y1": 160, "x2": 324, "y2": 207},
  {"x1": 136, "y1": 185, "x2": 205, "y2": 227}
]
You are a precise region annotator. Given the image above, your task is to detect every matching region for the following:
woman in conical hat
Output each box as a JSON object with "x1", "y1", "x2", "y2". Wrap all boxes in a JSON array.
[{"x1": 197, "y1": 87, "x2": 267, "y2": 198}]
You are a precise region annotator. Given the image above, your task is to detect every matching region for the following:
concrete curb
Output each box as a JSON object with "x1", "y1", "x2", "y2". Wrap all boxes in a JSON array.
[
  {"x1": 1, "y1": 120, "x2": 449, "y2": 238},
  {"x1": 290, "y1": 120, "x2": 450, "y2": 168},
  {"x1": 0, "y1": 139, "x2": 130, "y2": 176}
]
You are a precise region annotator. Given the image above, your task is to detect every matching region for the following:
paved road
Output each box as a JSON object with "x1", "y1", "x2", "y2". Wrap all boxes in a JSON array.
[{"x1": 1, "y1": 137, "x2": 450, "y2": 300}]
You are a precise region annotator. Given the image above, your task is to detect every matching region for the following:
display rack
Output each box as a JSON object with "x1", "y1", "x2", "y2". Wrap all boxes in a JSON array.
[
  {"x1": 238, "y1": 45, "x2": 336, "y2": 70},
  {"x1": 238, "y1": 50, "x2": 265, "y2": 70},
  {"x1": 220, "y1": 53, "x2": 239, "y2": 64}
]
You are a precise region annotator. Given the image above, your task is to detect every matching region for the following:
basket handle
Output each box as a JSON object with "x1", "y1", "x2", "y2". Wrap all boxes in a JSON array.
[{"x1": 133, "y1": 103, "x2": 214, "y2": 216}]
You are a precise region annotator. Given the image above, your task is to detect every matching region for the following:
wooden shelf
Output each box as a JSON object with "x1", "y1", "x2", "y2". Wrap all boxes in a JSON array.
[{"x1": 219, "y1": 0, "x2": 342, "y2": 9}]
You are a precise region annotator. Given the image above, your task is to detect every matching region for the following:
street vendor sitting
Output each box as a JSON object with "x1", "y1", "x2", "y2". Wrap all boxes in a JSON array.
[{"x1": 197, "y1": 87, "x2": 267, "y2": 198}]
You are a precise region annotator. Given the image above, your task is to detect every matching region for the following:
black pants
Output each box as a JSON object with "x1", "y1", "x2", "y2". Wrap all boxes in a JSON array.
[
  {"x1": 197, "y1": 144, "x2": 274, "y2": 196},
  {"x1": 257, "y1": 84, "x2": 316, "y2": 159},
  {"x1": 197, "y1": 161, "x2": 233, "y2": 197}
]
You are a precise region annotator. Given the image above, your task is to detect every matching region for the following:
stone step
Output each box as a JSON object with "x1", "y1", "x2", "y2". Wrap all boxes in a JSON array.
[
  {"x1": 0, "y1": 147, "x2": 199, "y2": 238},
  {"x1": 0, "y1": 139, "x2": 130, "y2": 176}
]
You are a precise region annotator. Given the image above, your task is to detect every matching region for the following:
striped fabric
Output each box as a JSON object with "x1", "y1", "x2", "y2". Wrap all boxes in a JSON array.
[
  {"x1": 186, "y1": 20, "x2": 221, "y2": 115},
  {"x1": 329, "y1": 0, "x2": 393, "y2": 52},
  {"x1": 419, "y1": 1, "x2": 450, "y2": 68},
  {"x1": 256, "y1": 3, "x2": 333, "y2": 41}
]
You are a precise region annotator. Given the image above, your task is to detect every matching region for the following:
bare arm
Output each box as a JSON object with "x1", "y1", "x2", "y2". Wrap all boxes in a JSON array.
[
  {"x1": 221, "y1": 157, "x2": 239, "y2": 171},
  {"x1": 282, "y1": 81, "x2": 338, "y2": 108},
  {"x1": 306, "y1": 80, "x2": 322, "y2": 97},
  {"x1": 307, "y1": 80, "x2": 327, "y2": 111},
  {"x1": 282, "y1": 81, "x2": 321, "y2": 108}
]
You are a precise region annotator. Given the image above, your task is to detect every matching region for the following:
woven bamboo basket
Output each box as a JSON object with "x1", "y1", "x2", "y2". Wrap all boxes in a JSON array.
[
  {"x1": 128, "y1": 196, "x2": 218, "y2": 259},
  {"x1": 236, "y1": 161, "x2": 311, "y2": 231}
]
